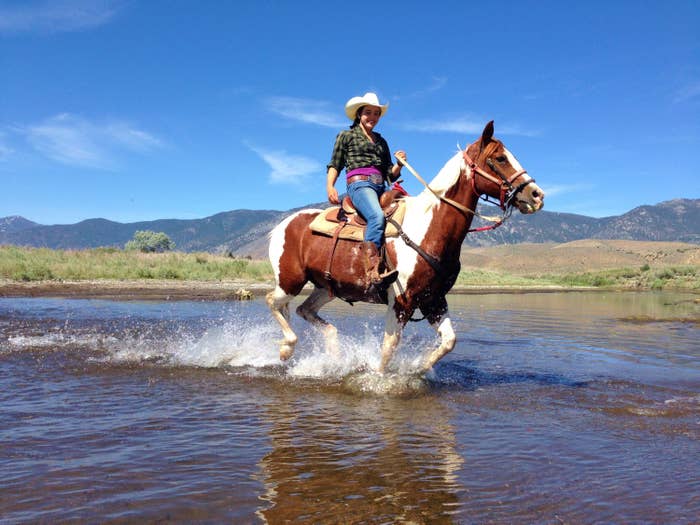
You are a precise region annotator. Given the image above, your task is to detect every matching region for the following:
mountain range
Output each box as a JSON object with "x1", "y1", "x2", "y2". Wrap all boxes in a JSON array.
[{"x1": 1, "y1": 198, "x2": 698, "y2": 258}]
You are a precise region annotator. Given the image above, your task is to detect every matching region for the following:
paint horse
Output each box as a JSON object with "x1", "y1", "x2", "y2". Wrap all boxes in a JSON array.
[{"x1": 267, "y1": 121, "x2": 545, "y2": 373}]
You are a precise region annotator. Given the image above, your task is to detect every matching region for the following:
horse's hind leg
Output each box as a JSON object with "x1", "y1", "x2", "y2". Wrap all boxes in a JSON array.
[
  {"x1": 266, "y1": 287, "x2": 298, "y2": 361},
  {"x1": 296, "y1": 287, "x2": 339, "y2": 356}
]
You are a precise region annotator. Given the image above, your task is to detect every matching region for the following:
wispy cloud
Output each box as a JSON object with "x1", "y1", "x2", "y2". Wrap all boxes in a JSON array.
[
  {"x1": 394, "y1": 76, "x2": 448, "y2": 100},
  {"x1": 673, "y1": 81, "x2": 700, "y2": 104},
  {"x1": 401, "y1": 115, "x2": 540, "y2": 137},
  {"x1": 0, "y1": 132, "x2": 13, "y2": 161},
  {"x1": 0, "y1": 0, "x2": 121, "y2": 35},
  {"x1": 263, "y1": 96, "x2": 345, "y2": 128},
  {"x1": 246, "y1": 142, "x2": 323, "y2": 185},
  {"x1": 540, "y1": 183, "x2": 593, "y2": 198},
  {"x1": 23, "y1": 113, "x2": 164, "y2": 169}
]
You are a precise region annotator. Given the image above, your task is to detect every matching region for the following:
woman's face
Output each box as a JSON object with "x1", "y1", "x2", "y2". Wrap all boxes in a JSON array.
[{"x1": 358, "y1": 106, "x2": 382, "y2": 131}]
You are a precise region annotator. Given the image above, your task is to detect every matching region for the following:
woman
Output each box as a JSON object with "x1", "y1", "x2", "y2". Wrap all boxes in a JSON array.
[{"x1": 326, "y1": 92, "x2": 406, "y2": 287}]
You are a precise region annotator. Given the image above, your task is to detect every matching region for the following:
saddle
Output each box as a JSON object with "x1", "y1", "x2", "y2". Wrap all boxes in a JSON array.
[{"x1": 309, "y1": 188, "x2": 407, "y2": 242}]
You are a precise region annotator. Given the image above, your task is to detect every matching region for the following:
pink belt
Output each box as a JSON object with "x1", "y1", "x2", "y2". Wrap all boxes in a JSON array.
[{"x1": 346, "y1": 167, "x2": 383, "y2": 185}]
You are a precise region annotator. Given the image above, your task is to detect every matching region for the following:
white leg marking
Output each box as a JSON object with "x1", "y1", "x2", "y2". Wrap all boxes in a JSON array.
[
  {"x1": 378, "y1": 295, "x2": 403, "y2": 373},
  {"x1": 266, "y1": 287, "x2": 298, "y2": 361},
  {"x1": 422, "y1": 315, "x2": 456, "y2": 372}
]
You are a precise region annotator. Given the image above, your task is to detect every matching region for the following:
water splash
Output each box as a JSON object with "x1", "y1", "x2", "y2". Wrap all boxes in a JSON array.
[
  {"x1": 104, "y1": 315, "x2": 281, "y2": 369},
  {"x1": 3, "y1": 304, "x2": 439, "y2": 395},
  {"x1": 342, "y1": 371, "x2": 431, "y2": 397},
  {"x1": 6, "y1": 332, "x2": 120, "y2": 352}
]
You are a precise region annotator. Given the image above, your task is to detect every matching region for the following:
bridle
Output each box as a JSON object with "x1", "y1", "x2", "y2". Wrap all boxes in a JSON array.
[
  {"x1": 387, "y1": 147, "x2": 539, "y2": 299},
  {"x1": 462, "y1": 148, "x2": 537, "y2": 211},
  {"x1": 395, "y1": 147, "x2": 537, "y2": 234}
]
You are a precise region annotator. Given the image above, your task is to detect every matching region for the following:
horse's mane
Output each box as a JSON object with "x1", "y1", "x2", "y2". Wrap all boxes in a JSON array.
[{"x1": 408, "y1": 150, "x2": 466, "y2": 212}]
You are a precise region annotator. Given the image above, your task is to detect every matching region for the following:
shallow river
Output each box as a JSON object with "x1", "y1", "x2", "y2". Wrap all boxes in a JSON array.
[{"x1": 1, "y1": 291, "x2": 698, "y2": 523}]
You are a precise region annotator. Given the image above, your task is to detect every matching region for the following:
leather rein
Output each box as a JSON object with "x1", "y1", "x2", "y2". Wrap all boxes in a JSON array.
[
  {"x1": 396, "y1": 150, "x2": 537, "y2": 231},
  {"x1": 382, "y1": 151, "x2": 537, "y2": 320}
]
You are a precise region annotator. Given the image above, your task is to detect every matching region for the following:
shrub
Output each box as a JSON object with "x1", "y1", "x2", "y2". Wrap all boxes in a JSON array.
[{"x1": 125, "y1": 231, "x2": 175, "y2": 253}]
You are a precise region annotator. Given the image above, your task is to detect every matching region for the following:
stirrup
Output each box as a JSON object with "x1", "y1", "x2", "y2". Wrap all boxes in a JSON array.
[{"x1": 379, "y1": 267, "x2": 398, "y2": 285}]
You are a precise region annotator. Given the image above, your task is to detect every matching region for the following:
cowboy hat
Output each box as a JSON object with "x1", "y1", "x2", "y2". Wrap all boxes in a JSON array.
[{"x1": 344, "y1": 92, "x2": 389, "y2": 120}]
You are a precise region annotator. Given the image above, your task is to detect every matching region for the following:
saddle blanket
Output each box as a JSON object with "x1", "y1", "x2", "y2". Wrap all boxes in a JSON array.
[{"x1": 309, "y1": 199, "x2": 407, "y2": 242}]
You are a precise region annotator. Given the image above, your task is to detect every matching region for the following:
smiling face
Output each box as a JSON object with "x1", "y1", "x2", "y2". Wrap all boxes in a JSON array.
[{"x1": 358, "y1": 105, "x2": 383, "y2": 133}]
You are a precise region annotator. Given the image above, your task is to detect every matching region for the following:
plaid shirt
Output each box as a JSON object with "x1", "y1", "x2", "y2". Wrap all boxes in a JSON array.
[{"x1": 327, "y1": 125, "x2": 396, "y2": 182}]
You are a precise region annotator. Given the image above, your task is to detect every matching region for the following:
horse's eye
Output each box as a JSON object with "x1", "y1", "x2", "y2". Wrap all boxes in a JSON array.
[{"x1": 495, "y1": 155, "x2": 507, "y2": 163}]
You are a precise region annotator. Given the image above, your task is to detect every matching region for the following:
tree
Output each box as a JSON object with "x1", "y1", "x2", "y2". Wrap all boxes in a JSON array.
[{"x1": 125, "y1": 230, "x2": 175, "y2": 253}]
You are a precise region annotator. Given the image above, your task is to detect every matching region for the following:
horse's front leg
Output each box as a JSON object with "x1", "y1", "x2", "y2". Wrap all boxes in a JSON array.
[
  {"x1": 378, "y1": 301, "x2": 406, "y2": 373},
  {"x1": 420, "y1": 298, "x2": 456, "y2": 372}
]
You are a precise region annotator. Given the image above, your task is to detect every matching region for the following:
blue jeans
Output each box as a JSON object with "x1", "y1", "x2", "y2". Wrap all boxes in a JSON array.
[{"x1": 347, "y1": 181, "x2": 385, "y2": 249}]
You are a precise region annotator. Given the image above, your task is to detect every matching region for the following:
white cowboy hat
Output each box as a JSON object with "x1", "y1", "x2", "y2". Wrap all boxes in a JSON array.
[{"x1": 344, "y1": 92, "x2": 389, "y2": 120}]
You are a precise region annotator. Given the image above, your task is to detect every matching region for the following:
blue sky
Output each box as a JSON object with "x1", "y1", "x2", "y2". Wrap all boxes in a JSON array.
[{"x1": 1, "y1": 0, "x2": 699, "y2": 225}]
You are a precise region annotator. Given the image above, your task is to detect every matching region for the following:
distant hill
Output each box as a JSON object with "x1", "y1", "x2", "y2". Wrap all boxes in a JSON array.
[
  {"x1": 0, "y1": 216, "x2": 39, "y2": 234},
  {"x1": 460, "y1": 239, "x2": 700, "y2": 275},
  {"x1": 462, "y1": 199, "x2": 700, "y2": 246},
  {"x1": 1, "y1": 199, "x2": 697, "y2": 257}
]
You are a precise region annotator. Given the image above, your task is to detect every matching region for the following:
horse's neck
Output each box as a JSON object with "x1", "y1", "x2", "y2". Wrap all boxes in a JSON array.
[{"x1": 408, "y1": 153, "x2": 478, "y2": 256}]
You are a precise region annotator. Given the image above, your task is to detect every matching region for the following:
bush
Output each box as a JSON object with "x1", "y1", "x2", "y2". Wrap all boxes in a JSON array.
[{"x1": 125, "y1": 231, "x2": 175, "y2": 253}]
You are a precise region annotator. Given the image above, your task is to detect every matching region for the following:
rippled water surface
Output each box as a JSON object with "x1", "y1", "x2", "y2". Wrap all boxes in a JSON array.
[{"x1": 1, "y1": 291, "x2": 698, "y2": 523}]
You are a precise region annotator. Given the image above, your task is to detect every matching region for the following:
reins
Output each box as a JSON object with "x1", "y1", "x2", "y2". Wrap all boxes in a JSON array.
[
  {"x1": 395, "y1": 153, "x2": 506, "y2": 231},
  {"x1": 385, "y1": 150, "x2": 534, "y2": 291},
  {"x1": 381, "y1": 152, "x2": 534, "y2": 308}
]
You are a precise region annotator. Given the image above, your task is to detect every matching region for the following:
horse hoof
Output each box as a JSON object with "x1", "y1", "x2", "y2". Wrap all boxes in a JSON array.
[{"x1": 279, "y1": 346, "x2": 294, "y2": 361}]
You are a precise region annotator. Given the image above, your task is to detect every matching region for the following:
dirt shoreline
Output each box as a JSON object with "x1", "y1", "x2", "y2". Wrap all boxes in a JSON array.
[
  {"x1": 0, "y1": 279, "x2": 274, "y2": 301},
  {"x1": 0, "y1": 278, "x2": 596, "y2": 301}
]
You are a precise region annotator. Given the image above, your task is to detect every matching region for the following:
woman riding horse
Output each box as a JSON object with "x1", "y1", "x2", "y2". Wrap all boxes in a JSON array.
[
  {"x1": 268, "y1": 120, "x2": 545, "y2": 371},
  {"x1": 326, "y1": 92, "x2": 407, "y2": 287}
]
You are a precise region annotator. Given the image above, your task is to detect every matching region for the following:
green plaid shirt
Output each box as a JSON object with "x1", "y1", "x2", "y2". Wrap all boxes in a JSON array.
[{"x1": 327, "y1": 125, "x2": 395, "y2": 182}]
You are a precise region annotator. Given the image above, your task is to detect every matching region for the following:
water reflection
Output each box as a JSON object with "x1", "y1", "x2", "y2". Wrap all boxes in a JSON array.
[{"x1": 257, "y1": 392, "x2": 464, "y2": 523}]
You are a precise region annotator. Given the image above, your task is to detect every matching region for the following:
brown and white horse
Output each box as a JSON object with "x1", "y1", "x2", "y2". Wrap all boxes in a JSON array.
[{"x1": 267, "y1": 121, "x2": 545, "y2": 373}]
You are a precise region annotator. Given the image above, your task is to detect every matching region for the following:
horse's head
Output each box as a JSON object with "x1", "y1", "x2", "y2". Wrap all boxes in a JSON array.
[{"x1": 464, "y1": 121, "x2": 544, "y2": 214}]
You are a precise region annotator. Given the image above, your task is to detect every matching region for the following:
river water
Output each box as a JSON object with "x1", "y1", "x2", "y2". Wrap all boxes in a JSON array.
[{"x1": 1, "y1": 291, "x2": 698, "y2": 524}]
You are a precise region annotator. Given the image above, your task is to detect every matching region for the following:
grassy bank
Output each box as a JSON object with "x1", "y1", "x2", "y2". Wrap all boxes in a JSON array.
[
  {"x1": 457, "y1": 265, "x2": 699, "y2": 291},
  {"x1": 1, "y1": 246, "x2": 698, "y2": 291},
  {"x1": 0, "y1": 246, "x2": 273, "y2": 282}
]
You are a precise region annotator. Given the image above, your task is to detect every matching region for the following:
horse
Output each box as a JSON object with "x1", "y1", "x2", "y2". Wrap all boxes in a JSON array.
[{"x1": 266, "y1": 121, "x2": 545, "y2": 373}]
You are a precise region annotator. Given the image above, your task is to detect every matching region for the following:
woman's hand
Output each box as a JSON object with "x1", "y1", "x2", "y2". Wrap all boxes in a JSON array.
[
  {"x1": 326, "y1": 167, "x2": 340, "y2": 204},
  {"x1": 391, "y1": 150, "x2": 407, "y2": 181},
  {"x1": 327, "y1": 186, "x2": 339, "y2": 205}
]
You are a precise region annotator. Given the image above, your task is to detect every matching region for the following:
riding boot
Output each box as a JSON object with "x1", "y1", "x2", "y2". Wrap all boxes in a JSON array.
[{"x1": 362, "y1": 241, "x2": 398, "y2": 287}]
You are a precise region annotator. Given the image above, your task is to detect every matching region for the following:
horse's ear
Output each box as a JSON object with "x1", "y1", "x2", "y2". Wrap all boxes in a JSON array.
[{"x1": 481, "y1": 121, "x2": 494, "y2": 144}]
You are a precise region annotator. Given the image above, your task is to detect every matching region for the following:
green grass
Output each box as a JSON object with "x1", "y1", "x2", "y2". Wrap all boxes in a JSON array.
[
  {"x1": 456, "y1": 265, "x2": 700, "y2": 291},
  {"x1": 455, "y1": 268, "x2": 560, "y2": 288},
  {"x1": 549, "y1": 265, "x2": 699, "y2": 290},
  {"x1": 2, "y1": 245, "x2": 698, "y2": 291},
  {"x1": 0, "y1": 246, "x2": 274, "y2": 282}
]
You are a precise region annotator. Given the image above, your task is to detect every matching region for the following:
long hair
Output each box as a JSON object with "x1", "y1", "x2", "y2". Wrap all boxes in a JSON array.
[{"x1": 350, "y1": 106, "x2": 364, "y2": 128}]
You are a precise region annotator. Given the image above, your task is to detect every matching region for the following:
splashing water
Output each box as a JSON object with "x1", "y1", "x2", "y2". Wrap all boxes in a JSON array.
[
  {"x1": 93, "y1": 313, "x2": 437, "y2": 394},
  {"x1": 1, "y1": 297, "x2": 441, "y2": 396}
]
